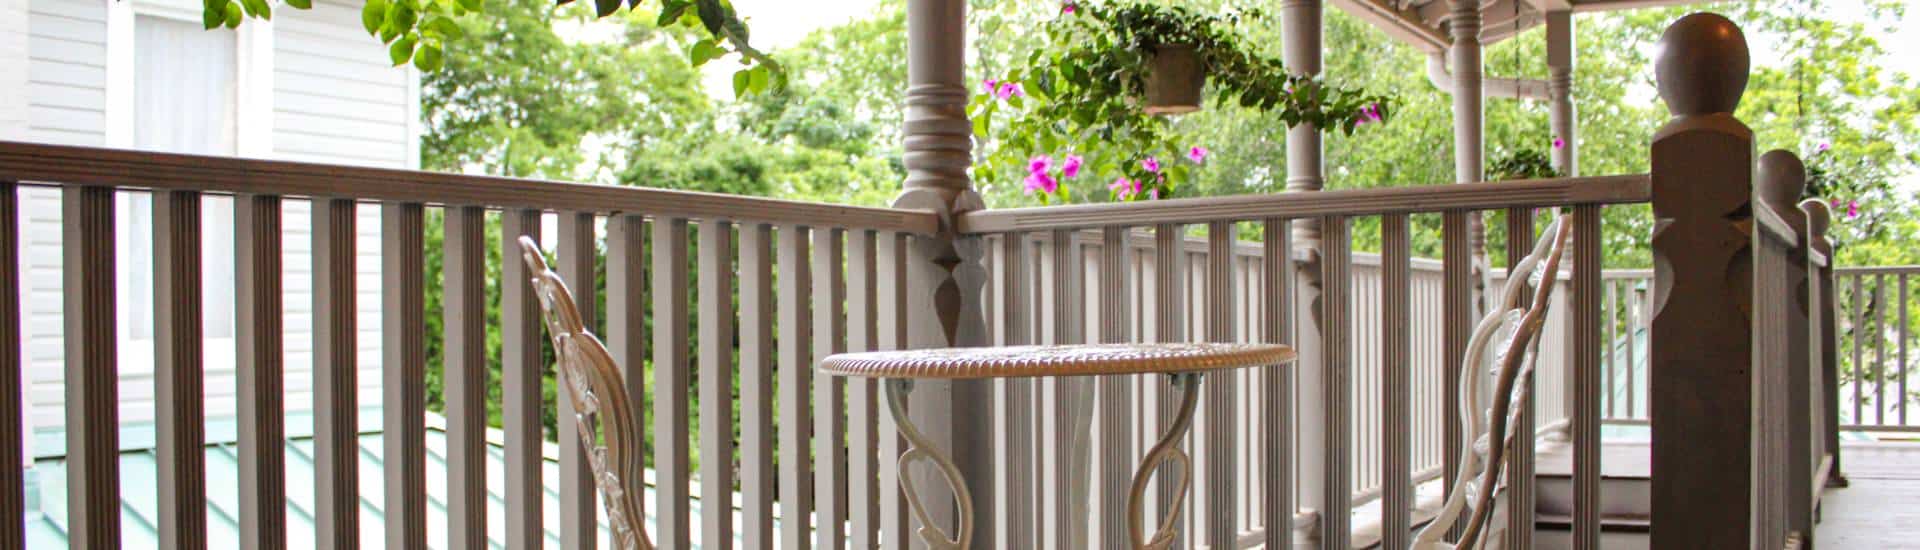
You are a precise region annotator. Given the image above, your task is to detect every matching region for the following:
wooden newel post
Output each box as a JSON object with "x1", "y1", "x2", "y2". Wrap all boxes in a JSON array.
[
  {"x1": 1800, "y1": 198, "x2": 1846, "y2": 489},
  {"x1": 1648, "y1": 12, "x2": 1755, "y2": 549},
  {"x1": 1760, "y1": 149, "x2": 1817, "y2": 544},
  {"x1": 897, "y1": 0, "x2": 995, "y2": 547}
]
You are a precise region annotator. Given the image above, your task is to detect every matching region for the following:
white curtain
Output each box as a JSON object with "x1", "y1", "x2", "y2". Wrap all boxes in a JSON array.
[{"x1": 130, "y1": 14, "x2": 237, "y2": 339}]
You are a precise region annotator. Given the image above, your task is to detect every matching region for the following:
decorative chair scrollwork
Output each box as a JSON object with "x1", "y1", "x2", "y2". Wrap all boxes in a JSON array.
[
  {"x1": 519, "y1": 236, "x2": 656, "y2": 550},
  {"x1": 1414, "y1": 215, "x2": 1573, "y2": 550}
]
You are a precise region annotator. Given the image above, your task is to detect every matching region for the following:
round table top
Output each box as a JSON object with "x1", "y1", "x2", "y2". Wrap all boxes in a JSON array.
[{"x1": 816, "y1": 342, "x2": 1295, "y2": 380}]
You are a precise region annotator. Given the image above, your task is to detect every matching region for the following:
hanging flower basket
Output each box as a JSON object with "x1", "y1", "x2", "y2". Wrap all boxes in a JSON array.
[{"x1": 1144, "y1": 44, "x2": 1204, "y2": 115}]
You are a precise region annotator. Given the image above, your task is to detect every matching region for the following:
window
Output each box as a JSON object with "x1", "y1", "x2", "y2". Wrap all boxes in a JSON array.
[{"x1": 128, "y1": 14, "x2": 237, "y2": 340}]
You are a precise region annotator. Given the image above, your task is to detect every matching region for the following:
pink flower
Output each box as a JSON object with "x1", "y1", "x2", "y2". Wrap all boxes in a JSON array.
[
  {"x1": 1552, "y1": 137, "x2": 1566, "y2": 149},
  {"x1": 1187, "y1": 146, "x2": 1209, "y2": 164},
  {"x1": 1847, "y1": 200, "x2": 1860, "y2": 219},
  {"x1": 1061, "y1": 1, "x2": 1077, "y2": 14},
  {"x1": 1027, "y1": 155, "x2": 1054, "y2": 175},
  {"x1": 983, "y1": 78, "x2": 999, "y2": 94},
  {"x1": 1818, "y1": 142, "x2": 1831, "y2": 153},
  {"x1": 1061, "y1": 155, "x2": 1084, "y2": 178},
  {"x1": 1141, "y1": 156, "x2": 1161, "y2": 173},
  {"x1": 1109, "y1": 177, "x2": 1141, "y2": 200},
  {"x1": 995, "y1": 81, "x2": 1025, "y2": 100},
  {"x1": 1149, "y1": 188, "x2": 1161, "y2": 200},
  {"x1": 1024, "y1": 172, "x2": 1059, "y2": 195}
]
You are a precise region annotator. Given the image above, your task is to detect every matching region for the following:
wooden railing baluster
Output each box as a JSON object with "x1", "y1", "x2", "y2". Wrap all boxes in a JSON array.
[
  {"x1": 501, "y1": 208, "x2": 545, "y2": 550},
  {"x1": 847, "y1": 230, "x2": 880, "y2": 548},
  {"x1": 1261, "y1": 218, "x2": 1294, "y2": 550},
  {"x1": 1572, "y1": 203, "x2": 1604, "y2": 549},
  {"x1": 1876, "y1": 274, "x2": 1888, "y2": 425},
  {"x1": 557, "y1": 211, "x2": 600, "y2": 550},
  {"x1": 0, "y1": 183, "x2": 13, "y2": 550},
  {"x1": 1097, "y1": 227, "x2": 1133, "y2": 548},
  {"x1": 154, "y1": 190, "x2": 207, "y2": 549},
  {"x1": 813, "y1": 227, "x2": 848, "y2": 549},
  {"x1": 702, "y1": 218, "x2": 737, "y2": 546},
  {"x1": 1203, "y1": 222, "x2": 1238, "y2": 547},
  {"x1": 313, "y1": 197, "x2": 360, "y2": 550},
  {"x1": 778, "y1": 224, "x2": 814, "y2": 550},
  {"x1": 380, "y1": 201, "x2": 427, "y2": 550},
  {"x1": 63, "y1": 185, "x2": 119, "y2": 549},
  {"x1": 652, "y1": 216, "x2": 691, "y2": 547},
  {"x1": 1853, "y1": 274, "x2": 1865, "y2": 424},
  {"x1": 876, "y1": 231, "x2": 910, "y2": 550},
  {"x1": 996, "y1": 232, "x2": 1036, "y2": 548},
  {"x1": 740, "y1": 223, "x2": 777, "y2": 549},
  {"x1": 1440, "y1": 209, "x2": 1472, "y2": 541},
  {"x1": 604, "y1": 213, "x2": 649, "y2": 534},
  {"x1": 239, "y1": 196, "x2": 296, "y2": 545},
  {"x1": 1318, "y1": 214, "x2": 1353, "y2": 550},
  {"x1": 1381, "y1": 214, "x2": 1412, "y2": 549},
  {"x1": 1151, "y1": 224, "x2": 1185, "y2": 541},
  {"x1": 443, "y1": 205, "x2": 488, "y2": 550},
  {"x1": 1503, "y1": 206, "x2": 1537, "y2": 549}
]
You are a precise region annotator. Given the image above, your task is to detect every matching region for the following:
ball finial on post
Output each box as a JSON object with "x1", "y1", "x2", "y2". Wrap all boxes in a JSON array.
[
  {"x1": 1656, "y1": 13, "x2": 1750, "y2": 117},
  {"x1": 1758, "y1": 149, "x2": 1809, "y2": 231}
]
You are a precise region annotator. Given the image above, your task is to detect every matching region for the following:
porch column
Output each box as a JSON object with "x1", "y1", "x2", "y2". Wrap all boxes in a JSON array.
[
  {"x1": 1648, "y1": 13, "x2": 1754, "y2": 549},
  {"x1": 897, "y1": 1, "x2": 995, "y2": 548},
  {"x1": 1547, "y1": 11, "x2": 1576, "y2": 176},
  {"x1": 1448, "y1": 0, "x2": 1486, "y2": 256},
  {"x1": 1281, "y1": 0, "x2": 1326, "y2": 548}
]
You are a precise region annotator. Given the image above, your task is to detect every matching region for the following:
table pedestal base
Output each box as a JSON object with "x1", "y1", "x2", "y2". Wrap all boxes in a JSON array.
[{"x1": 884, "y1": 379, "x2": 974, "y2": 550}]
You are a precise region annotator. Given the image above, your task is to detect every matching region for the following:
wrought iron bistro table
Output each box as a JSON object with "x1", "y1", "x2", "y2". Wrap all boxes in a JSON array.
[{"x1": 817, "y1": 342, "x2": 1296, "y2": 550}]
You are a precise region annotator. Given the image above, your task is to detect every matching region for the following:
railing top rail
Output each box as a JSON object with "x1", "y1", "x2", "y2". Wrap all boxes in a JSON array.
[
  {"x1": 0, "y1": 140, "x2": 942, "y2": 234},
  {"x1": 956, "y1": 174, "x2": 1650, "y2": 234},
  {"x1": 1753, "y1": 201, "x2": 1804, "y2": 249},
  {"x1": 1835, "y1": 265, "x2": 1920, "y2": 275}
]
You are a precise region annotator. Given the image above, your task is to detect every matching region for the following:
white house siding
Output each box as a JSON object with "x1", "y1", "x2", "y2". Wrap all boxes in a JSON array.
[
  {"x1": 20, "y1": 0, "x2": 107, "y2": 438},
  {"x1": 17, "y1": 0, "x2": 416, "y2": 444}
]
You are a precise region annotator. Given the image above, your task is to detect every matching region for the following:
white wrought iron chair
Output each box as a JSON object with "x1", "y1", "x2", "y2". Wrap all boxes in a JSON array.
[
  {"x1": 1412, "y1": 215, "x2": 1572, "y2": 550},
  {"x1": 519, "y1": 236, "x2": 655, "y2": 550}
]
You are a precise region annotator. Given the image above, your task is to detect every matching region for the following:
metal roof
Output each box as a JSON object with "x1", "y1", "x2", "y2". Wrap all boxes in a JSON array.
[{"x1": 25, "y1": 418, "x2": 756, "y2": 548}]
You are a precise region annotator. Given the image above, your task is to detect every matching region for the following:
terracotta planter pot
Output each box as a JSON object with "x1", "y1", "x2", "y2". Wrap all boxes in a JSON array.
[{"x1": 1144, "y1": 44, "x2": 1204, "y2": 115}]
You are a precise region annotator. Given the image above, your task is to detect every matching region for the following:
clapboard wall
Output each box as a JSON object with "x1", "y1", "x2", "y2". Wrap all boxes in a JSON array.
[{"x1": 15, "y1": 0, "x2": 416, "y2": 447}]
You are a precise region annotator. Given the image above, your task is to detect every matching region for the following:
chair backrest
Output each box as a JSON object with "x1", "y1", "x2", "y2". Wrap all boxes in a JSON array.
[
  {"x1": 518, "y1": 236, "x2": 655, "y2": 550},
  {"x1": 1414, "y1": 215, "x2": 1573, "y2": 550}
]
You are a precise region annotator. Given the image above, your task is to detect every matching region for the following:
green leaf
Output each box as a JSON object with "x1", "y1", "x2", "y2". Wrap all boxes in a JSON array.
[
  {"x1": 285, "y1": 0, "x2": 310, "y2": 9},
  {"x1": 423, "y1": 16, "x2": 462, "y2": 40},
  {"x1": 695, "y1": 0, "x2": 725, "y2": 35},
  {"x1": 748, "y1": 65, "x2": 770, "y2": 94},
  {"x1": 592, "y1": 0, "x2": 619, "y2": 18},
  {"x1": 656, "y1": 0, "x2": 690, "y2": 26},
  {"x1": 689, "y1": 39, "x2": 720, "y2": 67},
  {"x1": 384, "y1": 1, "x2": 416, "y2": 41},
  {"x1": 455, "y1": 0, "x2": 480, "y2": 12},
  {"x1": 389, "y1": 33, "x2": 418, "y2": 66},
  {"x1": 240, "y1": 0, "x2": 270, "y2": 19},
  {"x1": 223, "y1": 1, "x2": 243, "y2": 27},
  {"x1": 204, "y1": 1, "x2": 225, "y2": 29},
  {"x1": 415, "y1": 42, "x2": 444, "y2": 71},
  {"x1": 731, "y1": 68, "x2": 751, "y2": 99},
  {"x1": 361, "y1": 0, "x2": 387, "y2": 35}
]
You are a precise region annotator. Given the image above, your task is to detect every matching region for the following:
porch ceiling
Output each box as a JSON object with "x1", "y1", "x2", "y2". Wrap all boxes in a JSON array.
[{"x1": 1329, "y1": 0, "x2": 1720, "y2": 53}]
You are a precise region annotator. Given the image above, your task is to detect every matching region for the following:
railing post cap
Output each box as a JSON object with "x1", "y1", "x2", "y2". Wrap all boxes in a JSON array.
[
  {"x1": 1799, "y1": 198, "x2": 1831, "y2": 238},
  {"x1": 1757, "y1": 149, "x2": 1808, "y2": 214},
  {"x1": 1656, "y1": 12, "x2": 1749, "y2": 117}
]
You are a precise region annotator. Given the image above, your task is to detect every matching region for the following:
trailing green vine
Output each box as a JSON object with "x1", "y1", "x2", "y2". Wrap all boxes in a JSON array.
[
  {"x1": 205, "y1": 0, "x2": 781, "y2": 96},
  {"x1": 973, "y1": 1, "x2": 1393, "y2": 204}
]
